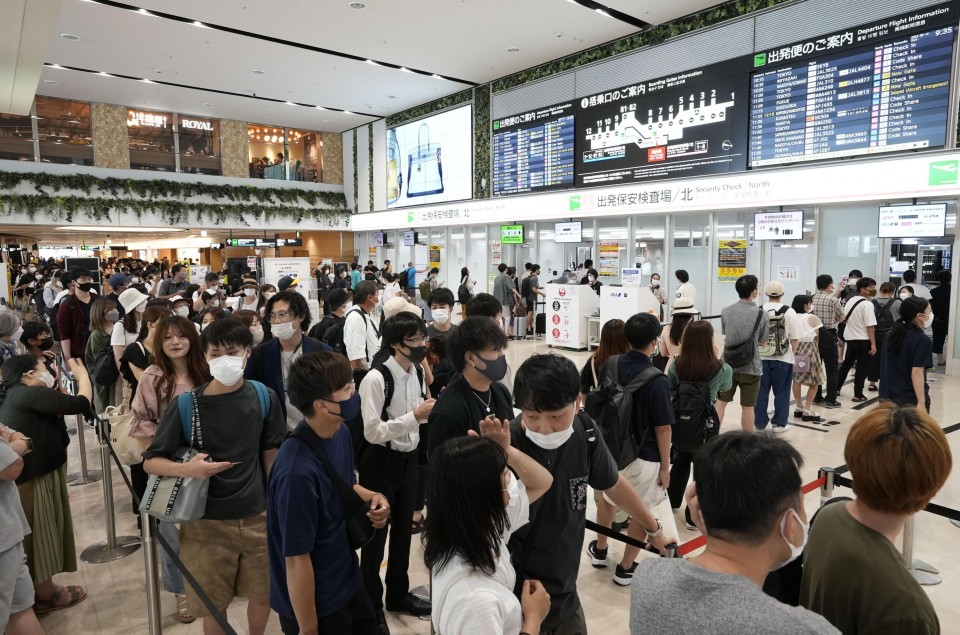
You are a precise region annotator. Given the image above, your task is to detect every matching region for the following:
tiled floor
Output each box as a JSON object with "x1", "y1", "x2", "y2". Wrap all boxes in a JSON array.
[{"x1": 37, "y1": 337, "x2": 960, "y2": 634}]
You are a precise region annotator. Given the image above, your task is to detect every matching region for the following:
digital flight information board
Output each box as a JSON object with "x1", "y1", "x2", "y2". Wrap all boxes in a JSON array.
[
  {"x1": 574, "y1": 60, "x2": 750, "y2": 187},
  {"x1": 749, "y1": 6, "x2": 957, "y2": 167},
  {"x1": 492, "y1": 103, "x2": 576, "y2": 196}
]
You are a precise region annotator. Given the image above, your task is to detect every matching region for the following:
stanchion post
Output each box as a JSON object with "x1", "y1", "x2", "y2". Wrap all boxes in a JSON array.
[
  {"x1": 67, "y1": 413, "x2": 102, "y2": 485},
  {"x1": 902, "y1": 515, "x2": 941, "y2": 586},
  {"x1": 818, "y1": 467, "x2": 834, "y2": 507},
  {"x1": 141, "y1": 512, "x2": 163, "y2": 635},
  {"x1": 80, "y1": 416, "x2": 140, "y2": 563}
]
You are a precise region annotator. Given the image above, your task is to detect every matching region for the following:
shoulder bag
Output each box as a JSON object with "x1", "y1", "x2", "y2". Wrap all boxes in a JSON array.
[
  {"x1": 723, "y1": 309, "x2": 764, "y2": 368},
  {"x1": 837, "y1": 297, "x2": 866, "y2": 342},
  {"x1": 107, "y1": 385, "x2": 141, "y2": 465},
  {"x1": 139, "y1": 390, "x2": 210, "y2": 523},
  {"x1": 290, "y1": 426, "x2": 375, "y2": 550}
]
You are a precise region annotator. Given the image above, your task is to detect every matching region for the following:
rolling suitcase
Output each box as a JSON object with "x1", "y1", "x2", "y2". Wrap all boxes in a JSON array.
[
  {"x1": 535, "y1": 312, "x2": 546, "y2": 337},
  {"x1": 512, "y1": 305, "x2": 526, "y2": 340}
]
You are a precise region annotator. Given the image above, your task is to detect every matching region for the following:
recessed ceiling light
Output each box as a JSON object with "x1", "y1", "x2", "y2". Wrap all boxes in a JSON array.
[
  {"x1": 42, "y1": 80, "x2": 60, "y2": 85},
  {"x1": 399, "y1": 67, "x2": 412, "y2": 73},
  {"x1": 595, "y1": 8, "x2": 608, "y2": 15},
  {"x1": 202, "y1": 102, "x2": 214, "y2": 107},
  {"x1": 365, "y1": 59, "x2": 378, "y2": 65},
  {"x1": 506, "y1": 47, "x2": 520, "y2": 53},
  {"x1": 348, "y1": 2, "x2": 366, "y2": 9},
  {"x1": 98, "y1": 72, "x2": 112, "y2": 77},
  {"x1": 140, "y1": 78, "x2": 154, "y2": 83},
  {"x1": 251, "y1": 69, "x2": 265, "y2": 75},
  {"x1": 285, "y1": 101, "x2": 295, "y2": 106},
  {"x1": 60, "y1": 33, "x2": 80, "y2": 41},
  {"x1": 385, "y1": 95, "x2": 396, "y2": 99},
  {"x1": 137, "y1": 8, "x2": 150, "y2": 15},
  {"x1": 432, "y1": 74, "x2": 444, "y2": 79},
  {"x1": 343, "y1": 110, "x2": 353, "y2": 115},
  {"x1": 192, "y1": 21, "x2": 208, "y2": 28},
  {"x1": 315, "y1": 106, "x2": 326, "y2": 110}
]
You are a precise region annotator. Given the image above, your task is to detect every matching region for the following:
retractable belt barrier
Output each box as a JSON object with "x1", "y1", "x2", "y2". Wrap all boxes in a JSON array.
[{"x1": 103, "y1": 437, "x2": 238, "y2": 634}]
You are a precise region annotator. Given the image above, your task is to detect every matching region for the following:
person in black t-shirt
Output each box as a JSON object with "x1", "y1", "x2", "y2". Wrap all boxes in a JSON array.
[
  {"x1": 427, "y1": 317, "x2": 512, "y2": 456},
  {"x1": 880, "y1": 296, "x2": 933, "y2": 411}
]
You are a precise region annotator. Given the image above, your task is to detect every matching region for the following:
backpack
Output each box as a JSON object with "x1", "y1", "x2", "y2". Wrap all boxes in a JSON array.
[
  {"x1": 419, "y1": 279, "x2": 432, "y2": 303},
  {"x1": 398, "y1": 268, "x2": 409, "y2": 289},
  {"x1": 457, "y1": 283, "x2": 472, "y2": 305},
  {"x1": 308, "y1": 315, "x2": 346, "y2": 355},
  {"x1": 178, "y1": 380, "x2": 269, "y2": 435},
  {"x1": 92, "y1": 337, "x2": 120, "y2": 386},
  {"x1": 582, "y1": 355, "x2": 663, "y2": 470},
  {"x1": 671, "y1": 369, "x2": 721, "y2": 453},
  {"x1": 759, "y1": 306, "x2": 790, "y2": 357},
  {"x1": 345, "y1": 362, "x2": 425, "y2": 463},
  {"x1": 520, "y1": 276, "x2": 531, "y2": 299},
  {"x1": 872, "y1": 298, "x2": 896, "y2": 334}
]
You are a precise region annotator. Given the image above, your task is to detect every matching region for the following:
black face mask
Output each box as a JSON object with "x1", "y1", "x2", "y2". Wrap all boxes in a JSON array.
[
  {"x1": 403, "y1": 345, "x2": 428, "y2": 365},
  {"x1": 77, "y1": 282, "x2": 95, "y2": 292},
  {"x1": 38, "y1": 338, "x2": 55, "y2": 351}
]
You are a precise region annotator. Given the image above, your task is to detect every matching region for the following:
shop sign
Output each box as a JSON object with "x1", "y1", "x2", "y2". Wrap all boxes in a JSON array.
[
  {"x1": 127, "y1": 110, "x2": 168, "y2": 128},
  {"x1": 180, "y1": 118, "x2": 214, "y2": 131}
]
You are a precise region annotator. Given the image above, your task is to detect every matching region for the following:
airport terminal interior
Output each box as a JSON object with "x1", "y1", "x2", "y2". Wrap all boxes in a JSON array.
[{"x1": 2, "y1": 0, "x2": 960, "y2": 633}]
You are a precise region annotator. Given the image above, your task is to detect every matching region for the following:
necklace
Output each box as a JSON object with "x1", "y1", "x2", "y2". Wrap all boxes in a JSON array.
[{"x1": 471, "y1": 388, "x2": 492, "y2": 415}]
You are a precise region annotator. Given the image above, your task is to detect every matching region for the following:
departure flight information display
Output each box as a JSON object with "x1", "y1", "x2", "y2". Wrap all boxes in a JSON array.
[
  {"x1": 749, "y1": 11, "x2": 956, "y2": 167},
  {"x1": 492, "y1": 103, "x2": 576, "y2": 196}
]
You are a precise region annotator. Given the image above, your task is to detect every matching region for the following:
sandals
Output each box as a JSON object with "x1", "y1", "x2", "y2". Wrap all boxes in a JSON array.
[
  {"x1": 176, "y1": 593, "x2": 196, "y2": 624},
  {"x1": 851, "y1": 396, "x2": 868, "y2": 403},
  {"x1": 34, "y1": 585, "x2": 86, "y2": 614}
]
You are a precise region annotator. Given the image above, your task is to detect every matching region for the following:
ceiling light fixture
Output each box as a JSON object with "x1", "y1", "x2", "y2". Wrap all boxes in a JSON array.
[
  {"x1": 47, "y1": 63, "x2": 62, "y2": 69},
  {"x1": 193, "y1": 21, "x2": 209, "y2": 28},
  {"x1": 285, "y1": 101, "x2": 295, "y2": 105},
  {"x1": 202, "y1": 102, "x2": 214, "y2": 107},
  {"x1": 137, "y1": 8, "x2": 151, "y2": 15},
  {"x1": 399, "y1": 67, "x2": 412, "y2": 73},
  {"x1": 365, "y1": 59, "x2": 378, "y2": 65},
  {"x1": 432, "y1": 74, "x2": 443, "y2": 79},
  {"x1": 200, "y1": 230, "x2": 208, "y2": 236},
  {"x1": 60, "y1": 33, "x2": 80, "y2": 41},
  {"x1": 348, "y1": 2, "x2": 366, "y2": 9},
  {"x1": 315, "y1": 105, "x2": 326, "y2": 110},
  {"x1": 595, "y1": 8, "x2": 607, "y2": 15},
  {"x1": 55, "y1": 226, "x2": 185, "y2": 233},
  {"x1": 506, "y1": 47, "x2": 520, "y2": 53},
  {"x1": 251, "y1": 69, "x2": 265, "y2": 75},
  {"x1": 98, "y1": 72, "x2": 112, "y2": 77},
  {"x1": 42, "y1": 80, "x2": 60, "y2": 85}
]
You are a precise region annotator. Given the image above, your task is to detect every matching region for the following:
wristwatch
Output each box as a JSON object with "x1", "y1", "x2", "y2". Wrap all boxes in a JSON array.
[{"x1": 644, "y1": 518, "x2": 663, "y2": 539}]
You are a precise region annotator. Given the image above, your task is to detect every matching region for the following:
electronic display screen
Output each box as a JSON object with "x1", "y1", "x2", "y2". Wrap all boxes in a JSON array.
[
  {"x1": 501, "y1": 225, "x2": 524, "y2": 245},
  {"x1": 555, "y1": 222, "x2": 583, "y2": 243},
  {"x1": 492, "y1": 102, "x2": 576, "y2": 196},
  {"x1": 748, "y1": 7, "x2": 955, "y2": 168},
  {"x1": 879, "y1": 203, "x2": 947, "y2": 237},
  {"x1": 573, "y1": 60, "x2": 750, "y2": 187},
  {"x1": 386, "y1": 105, "x2": 473, "y2": 208},
  {"x1": 373, "y1": 232, "x2": 384, "y2": 247},
  {"x1": 754, "y1": 211, "x2": 804, "y2": 240},
  {"x1": 403, "y1": 230, "x2": 417, "y2": 246}
]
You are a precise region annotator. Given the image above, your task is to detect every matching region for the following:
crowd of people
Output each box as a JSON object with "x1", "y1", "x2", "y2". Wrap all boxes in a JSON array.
[{"x1": 0, "y1": 253, "x2": 953, "y2": 635}]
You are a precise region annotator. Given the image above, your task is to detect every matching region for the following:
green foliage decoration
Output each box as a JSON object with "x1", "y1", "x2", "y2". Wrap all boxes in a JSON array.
[
  {"x1": 368, "y1": 123, "x2": 374, "y2": 212},
  {"x1": 0, "y1": 172, "x2": 350, "y2": 227},
  {"x1": 385, "y1": 89, "x2": 473, "y2": 128},
  {"x1": 473, "y1": 85, "x2": 491, "y2": 199},
  {"x1": 353, "y1": 129, "x2": 359, "y2": 214}
]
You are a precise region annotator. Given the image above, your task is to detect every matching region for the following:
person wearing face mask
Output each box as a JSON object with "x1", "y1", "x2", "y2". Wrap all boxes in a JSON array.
[
  {"x1": 509, "y1": 354, "x2": 675, "y2": 633},
  {"x1": 426, "y1": 425, "x2": 553, "y2": 635},
  {"x1": 584, "y1": 267, "x2": 602, "y2": 296},
  {"x1": 811, "y1": 275, "x2": 845, "y2": 409},
  {"x1": 307, "y1": 288, "x2": 352, "y2": 356},
  {"x1": 171, "y1": 296, "x2": 194, "y2": 321},
  {"x1": 427, "y1": 317, "x2": 514, "y2": 455},
  {"x1": 878, "y1": 296, "x2": 934, "y2": 411},
  {"x1": 648, "y1": 274, "x2": 667, "y2": 320},
  {"x1": 192, "y1": 272, "x2": 223, "y2": 313},
  {"x1": 357, "y1": 313, "x2": 436, "y2": 628},
  {"x1": 56, "y1": 267, "x2": 98, "y2": 360},
  {"x1": 84, "y1": 298, "x2": 120, "y2": 414},
  {"x1": 112, "y1": 288, "x2": 151, "y2": 372},
  {"x1": 631, "y1": 432, "x2": 837, "y2": 634},
  {"x1": 0, "y1": 313, "x2": 24, "y2": 364},
  {"x1": 158, "y1": 264, "x2": 188, "y2": 300},
  {"x1": 231, "y1": 310, "x2": 266, "y2": 346},
  {"x1": 268, "y1": 352, "x2": 390, "y2": 635},
  {"x1": 246, "y1": 291, "x2": 333, "y2": 430},
  {"x1": 836, "y1": 278, "x2": 878, "y2": 403},
  {"x1": 0, "y1": 355, "x2": 93, "y2": 616},
  {"x1": 426, "y1": 287, "x2": 457, "y2": 339},
  {"x1": 800, "y1": 404, "x2": 950, "y2": 634},
  {"x1": 13, "y1": 265, "x2": 38, "y2": 314},
  {"x1": 20, "y1": 321, "x2": 56, "y2": 372},
  {"x1": 232, "y1": 280, "x2": 260, "y2": 313},
  {"x1": 143, "y1": 319, "x2": 287, "y2": 635},
  {"x1": 836, "y1": 269, "x2": 862, "y2": 304},
  {"x1": 104, "y1": 272, "x2": 132, "y2": 319},
  {"x1": 344, "y1": 281, "x2": 384, "y2": 376}
]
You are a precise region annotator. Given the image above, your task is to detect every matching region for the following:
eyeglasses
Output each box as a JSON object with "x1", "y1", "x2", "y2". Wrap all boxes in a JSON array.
[{"x1": 267, "y1": 311, "x2": 293, "y2": 324}]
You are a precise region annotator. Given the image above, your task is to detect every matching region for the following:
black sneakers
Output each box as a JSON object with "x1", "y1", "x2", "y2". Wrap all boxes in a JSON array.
[
  {"x1": 613, "y1": 561, "x2": 638, "y2": 586},
  {"x1": 587, "y1": 540, "x2": 608, "y2": 568},
  {"x1": 385, "y1": 593, "x2": 431, "y2": 617}
]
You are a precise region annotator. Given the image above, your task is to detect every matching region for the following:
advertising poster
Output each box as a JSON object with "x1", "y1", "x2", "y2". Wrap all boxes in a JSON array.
[
  {"x1": 598, "y1": 242, "x2": 620, "y2": 277},
  {"x1": 546, "y1": 284, "x2": 578, "y2": 347},
  {"x1": 429, "y1": 245, "x2": 442, "y2": 270},
  {"x1": 777, "y1": 265, "x2": 799, "y2": 281},
  {"x1": 386, "y1": 105, "x2": 473, "y2": 208},
  {"x1": 717, "y1": 240, "x2": 747, "y2": 281},
  {"x1": 491, "y1": 241, "x2": 502, "y2": 266},
  {"x1": 621, "y1": 268, "x2": 643, "y2": 285}
]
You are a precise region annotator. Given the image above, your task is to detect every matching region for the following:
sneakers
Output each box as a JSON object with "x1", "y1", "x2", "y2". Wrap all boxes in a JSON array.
[
  {"x1": 587, "y1": 540, "x2": 608, "y2": 568},
  {"x1": 611, "y1": 518, "x2": 630, "y2": 533},
  {"x1": 821, "y1": 400, "x2": 841, "y2": 409},
  {"x1": 771, "y1": 424, "x2": 789, "y2": 433},
  {"x1": 613, "y1": 561, "x2": 638, "y2": 586},
  {"x1": 683, "y1": 507, "x2": 698, "y2": 531}
]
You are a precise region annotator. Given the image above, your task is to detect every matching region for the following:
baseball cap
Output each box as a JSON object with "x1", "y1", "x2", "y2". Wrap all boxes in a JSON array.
[
  {"x1": 326, "y1": 288, "x2": 350, "y2": 312},
  {"x1": 109, "y1": 273, "x2": 132, "y2": 288},
  {"x1": 765, "y1": 281, "x2": 785, "y2": 297},
  {"x1": 278, "y1": 276, "x2": 300, "y2": 292}
]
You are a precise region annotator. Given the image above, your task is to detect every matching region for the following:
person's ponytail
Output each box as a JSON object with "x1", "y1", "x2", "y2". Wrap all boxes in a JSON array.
[{"x1": 888, "y1": 296, "x2": 928, "y2": 355}]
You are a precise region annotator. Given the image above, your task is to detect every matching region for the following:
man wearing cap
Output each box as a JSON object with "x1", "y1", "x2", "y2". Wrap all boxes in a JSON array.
[
  {"x1": 755, "y1": 281, "x2": 801, "y2": 432},
  {"x1": 277, "y1": 276, "x2": 300, "y2": 293},
  {"x1": 105, "y1": 272, "x2": 132, "y2": 319},
  {"x1": 192, "y1": 272, "x2": 224, "y2": 312}
]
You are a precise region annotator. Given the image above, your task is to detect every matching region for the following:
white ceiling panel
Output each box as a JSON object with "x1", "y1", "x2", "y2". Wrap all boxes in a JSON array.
[
  {"x1": 601, "y1": 0, "x2": 730, "y2": 26},
  {"x1": 0, "y1": 0, "x2": 62, "y2": 114}
]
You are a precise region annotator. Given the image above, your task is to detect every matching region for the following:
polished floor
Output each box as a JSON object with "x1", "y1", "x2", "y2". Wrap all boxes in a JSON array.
[{"x1": 36, "y1": 336, "x2": 960, "y2": 634}]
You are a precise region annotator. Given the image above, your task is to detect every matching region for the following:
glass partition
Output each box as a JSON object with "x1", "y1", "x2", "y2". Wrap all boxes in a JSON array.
[
  {"x1": 128, "y1": 109, "x2": 175, "y2": 171},
  {"x1": 597, "y1": 218, "x2": 628, "y2": 285},
  {"x1": 178, "y1": 115, "x2": 220, "y2": 175},
  {"x1": 670, "y1": 212, "x2": 711, "y2": 311},
  {"x1": 711, "y1": 211, "x2": 760, "y2": 315},
  {"x1": 449, "y1": 227, "x2": 466, "y2": 291},
  {"x1": 0, "y1": 112, "x2": 34, "y2": 161},
  {"x1": 634, "y1": 214, "x2": 666, "y2": 284},
  {"x1": 470, "y1": 227, "x2": 488, "y2": 294},
  {"x1": 817, "y1": 204, "x2": 880, "y2": 282},
  {"x1": 36, "y1": 97, "x2": 92, "y2": 166}
]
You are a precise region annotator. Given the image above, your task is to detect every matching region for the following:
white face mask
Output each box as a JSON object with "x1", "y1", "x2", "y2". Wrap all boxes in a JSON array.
[
  {"x1": 136, "y1": 300, "x2": 148, "y2": 313},
  {"x1": 132, "y1": 277, "x2": 141, "y2": 284},
  {"x1": 37, "y1": 371, "x2": 56, "y2": 389},
  {"x1": 848, "y1": 278, "x2": 860, "y2": 286},
  {"x1": 899, "y1": 293, "x2": 911, "y2": 301},
  {"x1": 651, "y1": 279, "x2": 660, "y2": 287},
  {"x1": 342, "y1": 302, "x2": 353, "y2": 312},
  {"x1": 263, "y1": 292, "x2": 275, "y2": 300},
  {"x1": 524, "y1": 422, "x2": 575, "y2": 450},
  {"x1": 175, "y1": 306, "x2": 190, "y2": 317},
  {"x1": 244, "y1": 288, "x2": 257, "y2": 297},
  {"x1": 207, "y1": 353, "x2": 246, "y2": 386},
  {"x1": 210, "y1": 299, "x2": 220, "y2": 308},
  {"x1": 251, "y1": 326, "x2": 264, "y2": 345},
  {"x1": 431, "y1": 308, "x2": 450, "y2": 324},
  {"x1": 272, "y1": 321, "x2": 297, "y2": 341},
  {"x1": 503, "y1": 471, "x2": 524, "y2": 528},
  {"x1": 772, "y1": 508, "x2": 809, "y2": 571},
  {"x1": 923, "y1": 313, "x2": 934, "y2": 329}
]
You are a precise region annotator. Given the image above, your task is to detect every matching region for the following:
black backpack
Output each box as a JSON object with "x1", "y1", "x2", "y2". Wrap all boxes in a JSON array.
[
  {"x1": 872, "y1": 298, "x2": 896, "y2": 334},
  {"x1": 583, "y1": 356, "x2": 662, "y2": 470},
  {"x1": 92, "y1": 338, "x2": 120, "y2": 386},
  {"x1": 398, "y1": 268, "x2": 409, "y2": 289},
  {"x1": 345, "y1": 362, "x2": 425, "y2": 464},
  {"x1": 308, "y1": 314, "x2": 346, "y2": 355},
  {"x1": 671, "y1": 368, "x2": 721, "y2": 453},
  {"x1": 520, "y1": 276, "x2": 532, "y2": 299}
]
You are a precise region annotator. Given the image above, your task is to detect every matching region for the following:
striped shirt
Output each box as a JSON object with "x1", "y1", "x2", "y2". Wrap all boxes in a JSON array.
[{"x1": 812, "y1": 291, "x2": 844, "y2": 329}]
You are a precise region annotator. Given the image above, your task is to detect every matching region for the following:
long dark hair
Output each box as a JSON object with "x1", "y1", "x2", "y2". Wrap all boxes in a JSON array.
[
  {"x1": 887, "y1": 296, "x2": 928, "y2": 355},
  {"x1": 152, "y1": 316, "x2": 210, "y2": 411},
  {"x1": 423, "y1": 437, "x2": 508, "y2": 576},
  {"x1": 0, "y1": 354, "x2": 44, "y2": 405},
  {"x1": 138, "y1": 305, "x2": 173, "y2": 344},
  {"x1": 674, "y1": 321, "x2": 722, "y2": 381},
  {"x1": 591, "y1": 319, "x2": 629, "y2": 374},
  {"x1": 669, "y1": 313, "x2": 696, "y2": 346}
]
